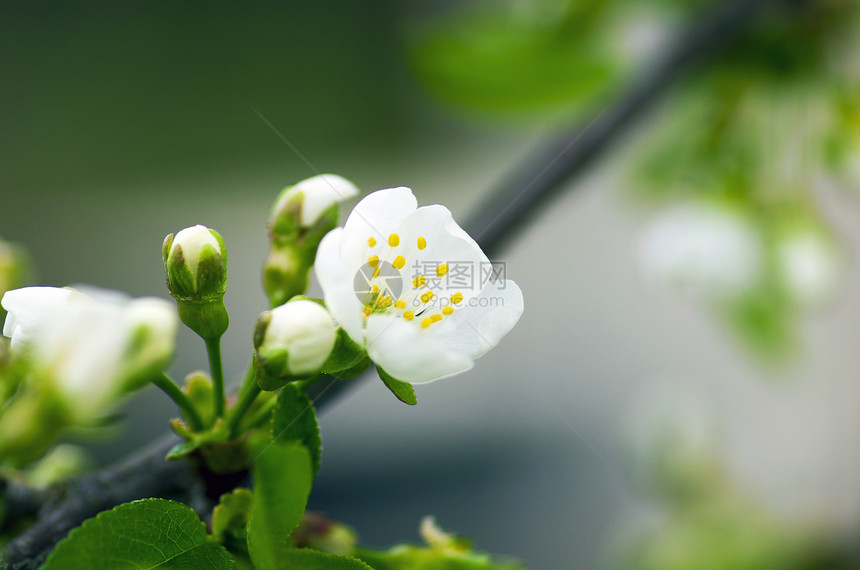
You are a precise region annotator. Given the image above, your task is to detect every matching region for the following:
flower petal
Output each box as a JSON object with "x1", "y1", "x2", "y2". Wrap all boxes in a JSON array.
[
  {"x1": 1, "y1": 287, "x2": 88, "y2": 349},
  {"x1": 292, "y1": 174, "x2": 359, "y2": 227},
  {"x1": 430, "y1": 279, "x2": 524, "y2": 359},
  {"x1": 314, "y1": 228, "x2": 365, "y2": 344},
  {"x1": 393, "y1": 205, "x2": 489, "y2": 310},
  {"x1": 364, "y1": 314, "x2": 473, "y2": 384},
  {"x1": 340, "y1": 187, "x2": 417, "y2": 266}
]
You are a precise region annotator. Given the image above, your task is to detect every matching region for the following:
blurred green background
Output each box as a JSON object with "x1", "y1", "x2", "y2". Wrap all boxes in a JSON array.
[{"x1": 3, "y1": 0, "x2": 860, "y2": 568}]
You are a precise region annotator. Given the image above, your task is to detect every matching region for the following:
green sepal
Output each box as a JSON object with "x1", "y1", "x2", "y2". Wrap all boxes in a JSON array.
[
  {"x1": 269, "y1": 187, "x2": 304, "y2": 239},
  {"x1": 194, "y1": 243, "x2": 229, "y2": 298},
  {"x1": 247, "y1": 442, "x2": 313, "y2": 570},
  {"x1": 165, "y1": 419, "x2": 250, "y2": 474},
  {"x1": 213, "y1": 488, "x2": 254, "y2": 555},
  {"x1": 166, "y1": 438, "x2": 199, "y2": 461},
  {"x1": 321, "y1": 329, "x2": 367, "y2": 377},
  {"x1": 39, "y1": 498, "x2": 236, "y2": 570},
  {"x1": 254, "y1": 355, "x2": 307, "y2": 391},
  {"x1": 270, "y1": 384, "x2": 322, "y2": 476},
  {"x1": 304, "y1": 203, "x2": 340, "y2": 243},
  {"x1": 377, "y1": 367, "x2": 417, "y2": 405}
]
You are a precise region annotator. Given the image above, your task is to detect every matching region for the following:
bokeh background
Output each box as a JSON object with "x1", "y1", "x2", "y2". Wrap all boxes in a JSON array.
[{"x1": 3, "y1": 1, "x2": 860, "y2": 568}]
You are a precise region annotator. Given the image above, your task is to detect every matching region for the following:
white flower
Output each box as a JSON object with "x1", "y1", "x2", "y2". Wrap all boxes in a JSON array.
[
  {"x1": 1, "y1": 286, "x2": 178, "y2": 419},
  {"x1": 314, "y1": 187, "x2": 523, "y2": 384},
  {"x1": 254, "y1": 299, "x2": 338, "y2": 378},
  {"x1": 162, "y1": 224, "x2": 228, "y2": 300},
  {"x1": 639, "y1": 203, "x2": 762, "y2": 299},
  {"x1": 272, "y1": 174, "x2": 359, "y2": 228}
]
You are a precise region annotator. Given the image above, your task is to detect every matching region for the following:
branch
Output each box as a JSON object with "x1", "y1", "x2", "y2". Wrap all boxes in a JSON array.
[
  {"x1": 1, "y1": 0, "x2": 803, "y2": 567},
  {"x1": 1, "y1": 435, "x2": 193, "y2": 569}
]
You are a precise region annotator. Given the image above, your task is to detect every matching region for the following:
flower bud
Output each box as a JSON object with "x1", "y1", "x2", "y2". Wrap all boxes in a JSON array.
[
  {"x1": 122, "y1": 297, "x2": 180, "y2": 388},
  {"x1": 294, "y1": 513, "x2": 357, "y2": 556},
  {"x1": 253, "y1": 299, "x2": 337, "y2": 390},
  {"x1": 269, "y1": 174, "x2": 358, "y2": 236},
  {"x1": 163, "y1": 225, "x2": 229, "y2": 339},
  {"x1": 264, "y1": 175, "x2": 357, "y2": 307}
]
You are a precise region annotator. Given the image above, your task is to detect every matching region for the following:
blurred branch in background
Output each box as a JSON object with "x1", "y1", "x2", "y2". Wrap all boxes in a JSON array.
[{"x1": 0, "y1": 0, "x2": 820, "y2": 567}]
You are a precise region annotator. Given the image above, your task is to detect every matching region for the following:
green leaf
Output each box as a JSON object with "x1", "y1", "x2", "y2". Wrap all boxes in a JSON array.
[
  {"x1": 377, "y1": 367, "x2": 417, "y2": 406},
  {"x1": 331, "y1": 356, "x2": 371, "y2": 381},
  {"x1": 409, "y1": 10, "x2": 617, "y2": 116},
  {"x1": 247, "y1": 442, "x2": 313, "y2": 570},
  {"x1": 321, "y1": 329, "x2": 367, "y2": 376},
  {"x1": 212, "y1": 488, "x2": 253, "y2": 554},
  {"x1": 270, "y1": 383, "x2": 322, "y2": 475},
  {"x1": 165, "y1": 439, "x2": 200, "y2": 461},
  {"x1": 39, "y1": 498, "x2": 235, "y2": 570},
  {"x1": 274, "y1": 550, "x2": 373, "y2": 569}
]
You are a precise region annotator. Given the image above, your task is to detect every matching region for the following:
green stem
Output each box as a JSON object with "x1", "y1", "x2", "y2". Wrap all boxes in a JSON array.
[
  {"x1": 205, "y1": 337, "x2": 226, "y2": 420},
  {"x1": 236, "y1": 359, "x2": 256, "y2": 401},
  {"x1": 151, "y1": 373, "x2": 204, "y2": 431},
  {"x1": 227, "y1": 382, "x2": 262, "y2": 439},
  {"x1": 295, "y1": 374, "x2": 325, "y2": 392},
  {"x1": 244, "y1": 397, "x2": 278, "y2": 430}
]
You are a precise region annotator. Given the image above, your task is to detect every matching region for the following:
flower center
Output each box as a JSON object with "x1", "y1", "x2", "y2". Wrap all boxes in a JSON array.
[{"x1": 361, "y1": 233, "x2": 463, "y2": 329}]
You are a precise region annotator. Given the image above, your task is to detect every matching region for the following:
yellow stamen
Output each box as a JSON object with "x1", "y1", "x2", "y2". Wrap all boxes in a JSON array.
[
  {"x1": 377, "y1": 296, "x2": 393, "y2": 308},
  {"x1": 451, "y1": 292, "x2": 463, "y2": 304},
  {"x1": 362, "y1": 305, "x2": 372, "y2": 318},
  {"x1": 368, "y1": 237, "x2": 376, "y2": 247},
  {"x1": 388, "y1": 233, "x2": 400, "y2": 247},
  {"x1": 417, "y1": 236, "x2": 427, "y2": 250},
  {"x1": 436, "y1": 264, "x2": 449, "y2": 277},
  {"x1": 403, "y1": 311, "x2": 414, "y2": 321},
  {"x1": 443, "y1": 306, "x2": 454, "y2": 315},
  {"x1": 392, "y1": 255, "x2": 405, "y2": 269},
  {"x1": 368, "y1": 255, "x2": 379, "y2": 268},
  {"x1": 420, "y1": 291, "x2": 434, "y2": 303},
  {"x1": 372, "y1": 284, "x2": 379, "y2": 296},
  {"x1": 373, "y1": 266, "x2": 381, "y2": 278},
  {"x1": 394, "y1": 300, "x2": 406, "y2": 309},
  {"x1": 421, "y1": 314, "x2": 443, "y2": 328},
  {"x1": 413, "y1": 275, "x2": 427, "y2": 288}
]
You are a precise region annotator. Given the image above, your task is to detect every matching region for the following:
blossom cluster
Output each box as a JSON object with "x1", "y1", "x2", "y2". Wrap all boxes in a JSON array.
[{"x1": 0, "y1": 174, "x2": 523, "y2": 466}]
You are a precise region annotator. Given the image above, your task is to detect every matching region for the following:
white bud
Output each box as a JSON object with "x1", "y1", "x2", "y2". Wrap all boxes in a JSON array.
[
  {"x1": 272, "y1": 174, "x2": 358, "y2": 229},
  {"x1": 255, "y1": 299, "x2": 337, "y2": 377},
  {"x1": 124, "y1": 297, "x2": 180, "y2": 376}
]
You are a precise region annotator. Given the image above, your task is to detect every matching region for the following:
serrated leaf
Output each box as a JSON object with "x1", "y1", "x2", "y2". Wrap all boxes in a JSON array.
[
  {"x1": 247, "y1": 442, "x2": 313, "y2": 570},
  {"x1": 275, "y1": 550, "x2": 373, "y2": 569},
  {"x1": 270, "y1": 383, "x2": 322, "y2": 475},
  {"x1": 377, "y1": 367, "x2": 417, "y2": 405},
  {"x1": 39, "y1": 498, "x2": 235, "y2": 570},
  {"x1": 212, "y1": 488, "x2": 253, "y2": 554}
]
